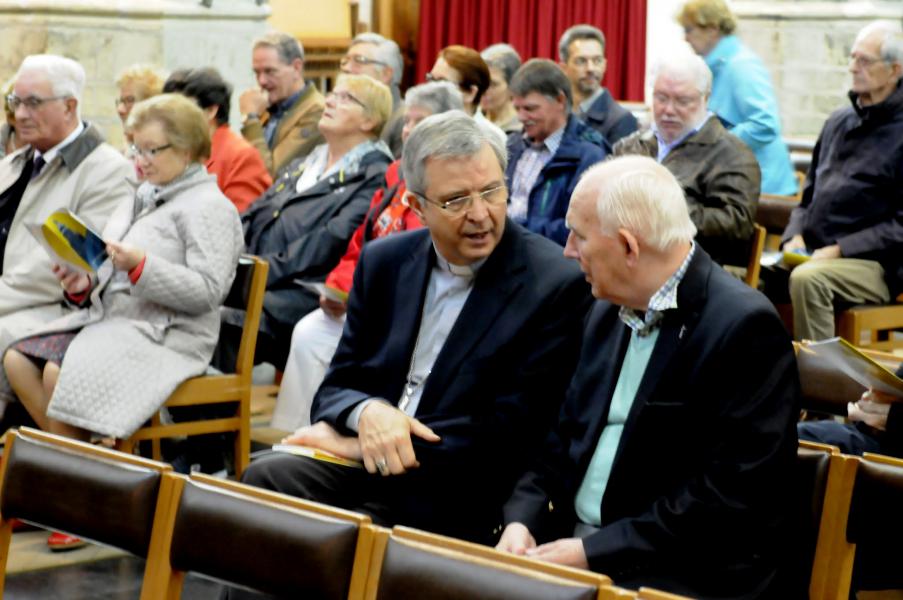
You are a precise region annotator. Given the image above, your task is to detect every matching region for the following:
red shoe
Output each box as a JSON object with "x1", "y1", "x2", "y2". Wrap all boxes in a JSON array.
[
  {"x1": 47, "y1": 531, "x2": 87, "y2": 552},
  {"x1": 8, "y1": 518, "x2": 36, "y2": 533}
]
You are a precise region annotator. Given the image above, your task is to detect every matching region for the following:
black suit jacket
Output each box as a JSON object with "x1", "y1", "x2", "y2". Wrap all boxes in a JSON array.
[
  {"x1": 582, "y1": 89, "x2": 639, "y2": 146},
  {"x1": 312, "y1": 220, "x2": 591, "y2": 541},
  {"x1": 503, "y1": 248, "x2": 799, "y2": 599}
]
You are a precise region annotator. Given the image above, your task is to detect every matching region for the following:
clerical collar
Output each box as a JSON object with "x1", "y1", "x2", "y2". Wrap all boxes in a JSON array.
[{"x1": 433, "y1": 245, "x2": 486, "y2": 277}]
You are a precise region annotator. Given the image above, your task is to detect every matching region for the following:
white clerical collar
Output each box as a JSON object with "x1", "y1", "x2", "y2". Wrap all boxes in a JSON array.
[
  {"x1": 35, "y1": 120, "x2": 84, "y2": 165},
  {"x1": 433, "y1": 244, "x2": 486, "y2": 277}
]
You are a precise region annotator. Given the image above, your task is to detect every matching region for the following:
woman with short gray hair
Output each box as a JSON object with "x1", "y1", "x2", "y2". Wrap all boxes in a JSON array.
[{"x1": 480, "y1": 43, "x2": 523, "y2": 133}]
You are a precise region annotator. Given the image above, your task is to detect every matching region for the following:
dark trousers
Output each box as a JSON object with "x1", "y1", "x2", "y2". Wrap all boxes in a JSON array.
[{"x1": 797, "y1": 420, "x2": 882, "y2": 456}]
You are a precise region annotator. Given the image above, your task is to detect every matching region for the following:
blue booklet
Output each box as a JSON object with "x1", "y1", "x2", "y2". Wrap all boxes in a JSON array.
[{"x1": 27, "y1": 209, "x2": 107, "y2": 273}]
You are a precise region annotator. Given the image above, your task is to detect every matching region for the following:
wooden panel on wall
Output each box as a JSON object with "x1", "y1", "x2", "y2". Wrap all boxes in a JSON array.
[
  {"x1": 269, "y1": 0, "x2": 351, "y2": 40},
  {"x1": 373, "y1": 0, "x2": 421, "y2": 88}
]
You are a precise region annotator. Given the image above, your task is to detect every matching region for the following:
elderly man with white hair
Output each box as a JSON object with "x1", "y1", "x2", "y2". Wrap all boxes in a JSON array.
[
  {"x1": 0, "y1": 54, "x2": 131, "y2": 410},
  {"x1": 339, "y1": 32, "x2": 406, "y2": 158},
  {"x1": 614, "y1": 50, "x2": 759, "y2": 268},
  {"x1": 497, "y1": 155, "x2": 799, "y2": 598},
  {"x1": 780, "y1": 20, "x2": 903, "y2": 341}
]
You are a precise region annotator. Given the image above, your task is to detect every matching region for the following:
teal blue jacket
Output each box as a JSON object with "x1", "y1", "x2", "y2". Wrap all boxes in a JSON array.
[{"x1": 706, "y1": 35, "x2": 798, "y2": 196}]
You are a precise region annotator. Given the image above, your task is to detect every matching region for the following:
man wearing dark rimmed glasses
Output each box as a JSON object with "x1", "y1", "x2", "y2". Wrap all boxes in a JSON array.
[
  {"x1": 340, "y1": 32, "x2": 406, "y2": 159},
  {"x1": 234, "y1": 111, "x2": 590, "y2": 556},
  {"x1": 776, "y1": 20, "x2": 903, "y2": 341},
  {"x1": 0, "y1": 54, "x2": 131, "y2": 414}
]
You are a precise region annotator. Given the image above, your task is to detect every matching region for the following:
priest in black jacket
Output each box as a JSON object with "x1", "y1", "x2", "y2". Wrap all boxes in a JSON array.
[{"x1": 239, "y1": 111, "x2": 590, "y2": 545}]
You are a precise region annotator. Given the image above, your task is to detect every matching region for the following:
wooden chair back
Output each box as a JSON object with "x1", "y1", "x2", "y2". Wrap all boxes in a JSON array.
[
  {"x1": 744, "y1": 224, "x2": 766, "y2": 288},
  {"x1": 0, "y1": 427, "x2": 177, "y2": 599},
  {"x1": 117, "y1": 255, "x2": 268, "y2": 477},
  {"x1": 364, "y1": 525, "x2": 610, "y2": 600},
  {"x1": 143, "y1": 473, "x2": 374, "y2": 600}
]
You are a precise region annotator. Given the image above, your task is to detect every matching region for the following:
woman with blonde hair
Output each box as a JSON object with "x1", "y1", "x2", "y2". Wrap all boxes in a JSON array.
[{"x1": 678, "y1": 0, "x2": 797, "y2": 196}]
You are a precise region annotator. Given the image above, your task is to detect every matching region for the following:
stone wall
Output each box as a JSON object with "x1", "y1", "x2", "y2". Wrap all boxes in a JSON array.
[
  {"x1": 0, "y1": 0, "x2": 270, "y2": 147},
  {"x1": 732, "y1": 1, "x2": 903, "y2": 138}
]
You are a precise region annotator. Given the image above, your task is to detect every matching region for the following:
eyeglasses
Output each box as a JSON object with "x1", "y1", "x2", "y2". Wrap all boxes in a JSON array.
[
  {"x1": 415, "y1": 184, "x2": 508, "y2": 214},
  {"x1": 340, "y1": 54, "x2": 388, "y2": 68},
  {"x1": 652, "y1": 92, "x2": 702, "y2": 109},
  {"x1": 7, "y1": 93, "x2": 68, "y2": 111},
  {"x1": 129, "y1": 143, "x2": 173, "y2": 159},
  {"x1": 326, "y1": 90, "x2": 365, "y2": 108},
  {"x1": 849, "y1": 53, "x2": 886, "y2": 69},
  {"x1": 115, "y1": 95, "x2": 136, "y2": 108},
  {"x1": 570, "y1": 56, "x2": 605, "y2": 68}
]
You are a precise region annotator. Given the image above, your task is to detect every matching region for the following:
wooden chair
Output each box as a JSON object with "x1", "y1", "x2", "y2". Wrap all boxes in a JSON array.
[
  {"x1": 364, "y1": 525, "x2": 611, "y2": 600},
  {"x1": 743, "y1": 224, "x2": 767, "y2": 288},
  {"x1": 117, "y1": 255, "x2": 268, "y2": 477},
  {"x1": 0, "y1": 427, "x2": 177, "y2": 599},
  {"x1": 143, "y1": 473, "x2": 374, "y2": 600},
  {"x1": 797, "y1": 443, "x2": 841, "y2": 598},
  {"x1": 817, "y1": 452, "x2": 903, "y2": 598},
  {"x1": 837, "y1": 294, "x2": 903, "y2": 351},
  {"x1": 635, "y1": 588, "x2": 695, "y2": 599}
]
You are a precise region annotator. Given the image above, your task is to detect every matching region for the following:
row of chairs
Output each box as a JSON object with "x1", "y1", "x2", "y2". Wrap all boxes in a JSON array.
[
  {"x1": 802, "y1": 440, "x2": 903, "y2": 599},
  {"x1": 0, "y1": 427, "x2": 689, "y2": 600}
]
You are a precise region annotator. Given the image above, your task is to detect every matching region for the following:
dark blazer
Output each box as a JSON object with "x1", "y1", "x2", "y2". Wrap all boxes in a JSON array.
[
  {"x1": 243, "y1": 148, "x2": 392, "y2": 340},
  {"x1": 503, "y1": 248, "x2": 799, "y2": 599},
  {"x1": 581, "y1": 88, "x2": 639, "y2": 146},
  {"x1": 313, "y1": 221, "x2": 591, "y2": 542}
]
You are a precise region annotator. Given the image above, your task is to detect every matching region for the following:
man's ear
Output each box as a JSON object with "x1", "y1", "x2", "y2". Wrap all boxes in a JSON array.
[
  {"x1": 618, "y1": 228, "x2": 641, "y2": 267},
  {"x1": 291, "y1": 58, "x2": 304, "y2": 75},
  {"x1": 64, "y1": 97, "x2": 79, "y2": 119},
  {"x1": 405, "y1": 191, "x2": 426, "y2": 220}
]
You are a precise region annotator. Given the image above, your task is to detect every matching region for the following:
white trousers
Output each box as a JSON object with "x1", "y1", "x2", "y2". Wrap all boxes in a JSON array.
[{"x1": 271, "y1": 308, "x2": 346, "y2": 431}]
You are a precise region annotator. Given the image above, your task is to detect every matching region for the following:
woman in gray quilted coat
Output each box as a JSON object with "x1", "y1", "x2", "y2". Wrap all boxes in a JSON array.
[{"x1": 3, "y1": 93, "x2": 243, "y2": 443}]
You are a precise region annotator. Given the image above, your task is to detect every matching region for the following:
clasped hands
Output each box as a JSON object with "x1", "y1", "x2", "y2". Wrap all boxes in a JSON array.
[
  {"x1": 52, "y1": 240, "x2": 145, "y2": 296},
  {"x1": 848, "y1": 388, "x2": 893, "y2": 431},
  {"x1": 496, "y1": 522, "x2": 589, "y2": 569},
  {"x1": 282, "y1": 401, "x2": 440, "y2": 476},
  {"x1": 782, "y1": 235, "x2": 841, "y2": 260}
]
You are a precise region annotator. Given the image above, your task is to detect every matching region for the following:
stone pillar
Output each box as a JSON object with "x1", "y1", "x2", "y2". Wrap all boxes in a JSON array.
[{"x1": 0, "y1": 0, "x2": 270, "y2": 146}]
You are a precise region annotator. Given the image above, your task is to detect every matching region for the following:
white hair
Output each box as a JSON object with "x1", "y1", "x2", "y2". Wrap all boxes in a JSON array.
[
  {"x1": 16, "y1": 54, "x2": 85, "y2": 116},
  {"x1": 402, "y1": 110, "x2": 507, "y2": 196},
  {"x1": 581, "y1": 156, "x2": 696, "y2": 251},
  {"x1": 650, "y1": 50, "x2": 712, "y2": 96},
  {"x1": 856, "y1": 20, "x2": 903, "y2": 67},
  {"x1": 352, "y1": 32, "x2": 403, "y2": 87},
  {"x1": 404, "y1": 81, "x2": 464, "y2": 114}
]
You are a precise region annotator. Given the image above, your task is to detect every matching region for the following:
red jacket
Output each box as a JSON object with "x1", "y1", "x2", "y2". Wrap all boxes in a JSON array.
[
  {"x1": 206, "y1": 125, "x2": 272, "y2": 213},
  {"x1": 325, "y1": 160, "x2": 422, "y2": 293}
]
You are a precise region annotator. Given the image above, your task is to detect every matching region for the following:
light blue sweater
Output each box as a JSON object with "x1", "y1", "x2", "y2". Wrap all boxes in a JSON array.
[{"x1": 705, "y1": 35, "x2": 798, "y2": 196}]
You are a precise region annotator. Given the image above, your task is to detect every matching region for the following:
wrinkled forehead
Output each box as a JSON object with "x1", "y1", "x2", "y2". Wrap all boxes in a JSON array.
[
  {"x1": 14, "y1": 69, "x2": 53, "y2": 95},
  {"x1": 422, "y1": 145, "x2": 502, "y2": 192}
]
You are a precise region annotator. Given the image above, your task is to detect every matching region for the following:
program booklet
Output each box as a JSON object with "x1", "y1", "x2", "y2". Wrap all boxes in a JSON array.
[
  {"x1": 293, "y1": 280, "x2": 348, "y2": 304},
  {"x1": 272, "y1": 444, "x2": 363, "y2": 468},
  {"x1": 27, "y1": 209, "x2": 107, "y2": 273},
  {"x1": 798, "y1": 337, "x2": 903, "y2": 399}
]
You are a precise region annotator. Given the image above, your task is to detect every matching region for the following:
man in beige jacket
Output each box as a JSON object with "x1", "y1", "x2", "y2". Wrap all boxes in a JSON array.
[
  {"x1": 0, "y1": 54, "x2": 132, "y2": 407},
  {"x1": 239, "y1": 32, "x2": 325, "y2": 177}
]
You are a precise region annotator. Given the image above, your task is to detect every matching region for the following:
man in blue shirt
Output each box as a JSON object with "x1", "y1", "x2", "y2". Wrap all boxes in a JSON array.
[{"x1": 506, "y1": 59, "x2": 607, "y2": 246}]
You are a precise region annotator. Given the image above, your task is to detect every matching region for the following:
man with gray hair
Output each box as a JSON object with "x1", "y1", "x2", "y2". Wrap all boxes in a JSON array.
[
  {"x1": 779, "y1": 20, "x2": 903, "y2": 341},
  {"x1": 0, "y1": 54, "x2": 132, "y2": 412},
  {"x1": 558, "y1": 24, "x2": 638, "y2": 144},
  {"x1": 235, "y1": 111, "x2": 590, "y2": 548},
  {"x1": 240, "y1": 31, "x2": 325, "y2": 176},
  {"x1": 498, "y1": 155, "x2": 798, "y2": 599},
  {"x1": 339, "y1": 32, "x2": 406, "y2": 158},
  {"x1": 507, "y1": 58, "x2": 607, "y2": 246},
  {"x1": 614, "y1": 50, "x2": 760, "y2": 268}
]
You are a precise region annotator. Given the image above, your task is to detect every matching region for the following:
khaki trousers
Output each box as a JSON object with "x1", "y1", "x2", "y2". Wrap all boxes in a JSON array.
[{"x1": 789, "y1": 258, "x2": 889, "y2": 340}]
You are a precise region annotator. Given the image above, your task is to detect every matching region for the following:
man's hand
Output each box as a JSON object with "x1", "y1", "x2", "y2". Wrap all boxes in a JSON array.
[
  {"x1": 358, "y1": 402, "x2": 440, "y2": 476},
  {"x1": 848, "y1": 389, "x2": 894, "y2": 431},
  {"x1": 526, "y1": 538, "x2": 589, "y2": 569},
  {"x1": 319, "y1": 294, "x2": 347, "y2": 319},
  {"x1": 781, "y1": 234, "x2": 806, "y2": 253},
  {"x1": 106, "y1": 240, "x2": 145, "y2": 272},
  {"x1": 496, "y1": 522, "x2": 537, "y2": 555},
  {"x1": 811, "y1": 244, "x2": 841, "y2": 260},
  {"x1": 282, "y1": 421, "x2": 362, "y2": 460},
  {"x1": 240, "y1": 88, "x2": 268, "y2": 116},
  {"x1": 52, "y1": 264, "x2": 90, "y2": 295}
]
